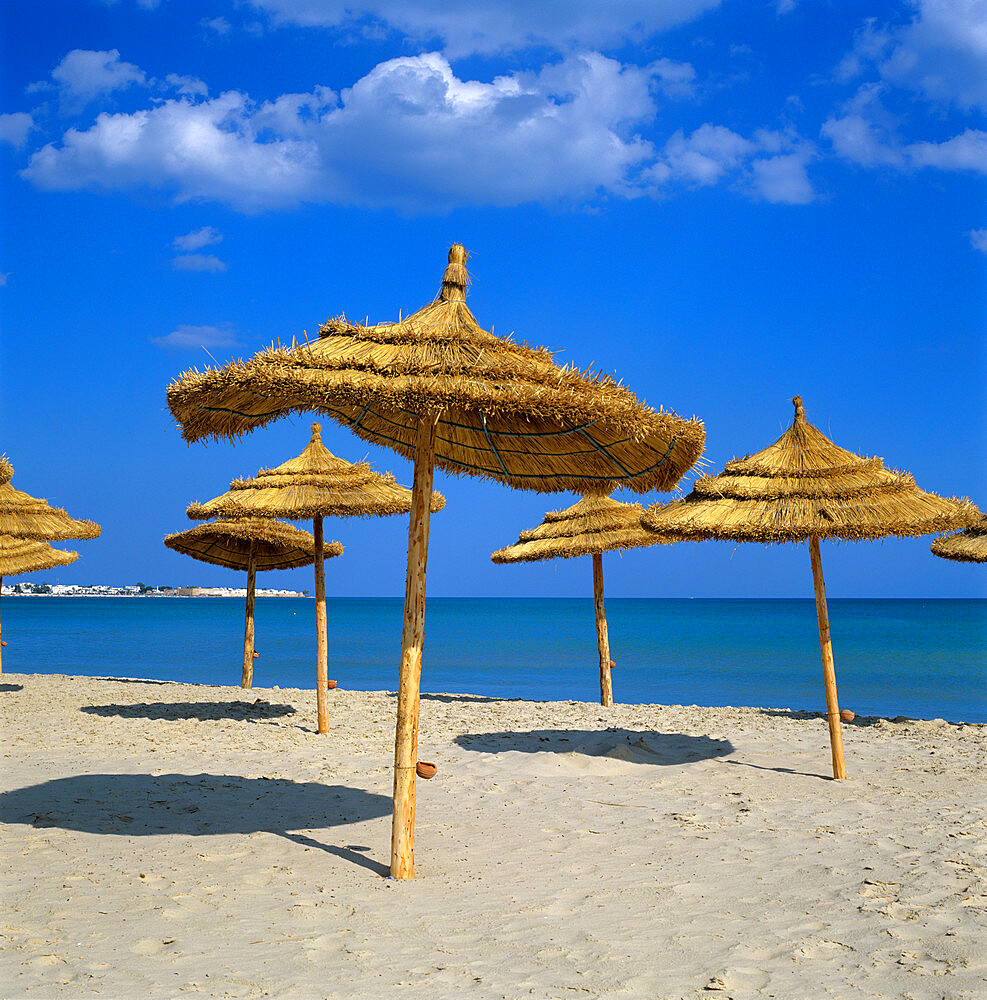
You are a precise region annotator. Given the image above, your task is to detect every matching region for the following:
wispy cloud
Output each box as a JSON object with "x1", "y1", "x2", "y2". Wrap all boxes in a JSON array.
[
  {"x1": 0, "y1": 112, "x2": 34, "y2": 148},
  {"x1": 31, "y1": 49, "x2": 149, "y2": 113},
  {"x1": 152, "y1": 323, "x2": 237, "y2": 349},
  {"x1": 0, "y1": 272, "x2": 9, "y2": 287},
  {"x1": 172, "y1": 226, "x2": 222, "y2": 252},
  {"x1": 969, "y1": 229, "x2": 987, "y2": 254},
  {"x1": 171, "y1": 253, "x2": 227, "y2": 272}
]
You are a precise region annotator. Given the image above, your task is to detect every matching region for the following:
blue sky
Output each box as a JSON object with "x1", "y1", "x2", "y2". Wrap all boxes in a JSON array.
[{"x1": 1, "y1": 0, "x2": 984, "y2": 598}]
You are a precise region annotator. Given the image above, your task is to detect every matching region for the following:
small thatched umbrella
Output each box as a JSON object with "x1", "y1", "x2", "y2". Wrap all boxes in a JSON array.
[
  {"x1": 164, "y1": 517, "x2": 340, "y2": 687},
  {"x1": 931, "y1": 517, "x2": 987, "y2": 564},
  {"x1": 0, "y1": 535, "x2": 78, "y2": 673},
  {"x1": 168, "y1": 243, "x2": 704, "y2": 877},
  {"x1": 643, "y1": 396, "x2": 979, "y2": 779},
  {"x1": 185, "y1": 423, "x2": 443, "y2": 731},
  {"x1": 0, "y1": 465, "x2": 101, "y2": 541},
  {"x1": 492, "y1": 495, "x2": 663, "y2": 706}
]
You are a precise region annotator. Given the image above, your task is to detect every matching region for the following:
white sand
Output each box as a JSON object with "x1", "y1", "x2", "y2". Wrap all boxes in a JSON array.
[{"x1": 1, "y1": 673, "x2": 985, "y2": 999}]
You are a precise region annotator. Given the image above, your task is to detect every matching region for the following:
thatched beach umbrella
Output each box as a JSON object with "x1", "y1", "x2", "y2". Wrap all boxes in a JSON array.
[
  {"x1": 0, "y1": 465, "x2": 101, "y2": 541},
  {"x1": 492, "y1": 495, "x2": 662, "y2": 706},
  {"x1": 931, "y1": 517, "x2": 987, "y2": 564},
  {"x1": 168, "y1": 243, "x2": 704, "y2": 878},
  {"x1": 0, "y1": 535, "x2": 78, "y2": 673},
  {"x1": 642, "y1": 396, "x2": 978, "y2": 779},
  {"x1": 164, "y1": 517, "x2": 339, "y2": 688},
  {"x1": 185, "y1": 423, "x2": 442, "y2": 731}
]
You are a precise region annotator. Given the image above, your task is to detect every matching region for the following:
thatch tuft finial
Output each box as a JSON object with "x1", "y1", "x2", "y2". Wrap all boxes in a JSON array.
[
  {"x1": 311, "y1": 421, "x2": 322, "y2": 440},
  {"x1": 440, "y1": 244, "x2": 470, "y2": 302},
  {"x1": 792, "y1": 396, "x2": 806, "y2": 423}
]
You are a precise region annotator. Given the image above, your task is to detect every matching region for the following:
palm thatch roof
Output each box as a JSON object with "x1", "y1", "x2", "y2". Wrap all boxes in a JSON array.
[
  {"x1": 186, "y1": 423, "x2": 444, "y2": 521},
  {"x1": 164, "y1": 518, "x2": 339, "y2": 571},
  {"x1": 0, "y1": 534, "x2": 78, "y2": 577},
  {"x1": 643, "y1": 397, "x2": 979, "y2": 543},
  {"x1": 0, "y1": 475, "x2": 101, "y2": 542},
  {"x1": 0, "y1": 457, "x2": 12, "y2": 487},
  {"x1": 930, "y1": 517, "x2": 987, "y2": 564},
  {"x1": 168, "y1": 245, "x2": 704, "y2": 495},
  {"x1": 492, "y1": 495, "x2": 663, "y2": 563}
]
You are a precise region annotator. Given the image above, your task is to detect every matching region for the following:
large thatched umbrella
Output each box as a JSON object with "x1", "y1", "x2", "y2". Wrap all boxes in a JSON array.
[
  {"x1": 168, "y1": 243, "x2": 704, "y2": 878},
  {"x1": 931, "y1": 517, "x2": 987, "y2": 564},
  {"x1": 492, "y1": 495, "x2": 663, "y2": 706},
  {"x1": 643, "y1": 396, "x2": 979, "y2": 779},
  {"x1": 0, "y1": 465, "x2": 101, "y2": 541},
  {"x1": 0, "y1": 535, "x2": 78, "y2": 673},
  {"x1": 164, "y1": 517, "x2": 339, "y2": 688},
  {"x1": 185, "y1": 423, "x2": 443, "y2": 731}
]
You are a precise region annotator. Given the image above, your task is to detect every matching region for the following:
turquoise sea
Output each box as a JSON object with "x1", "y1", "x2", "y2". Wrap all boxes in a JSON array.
[{"x1": 2, "y1": 597, "x2": 984, "y2": 723}]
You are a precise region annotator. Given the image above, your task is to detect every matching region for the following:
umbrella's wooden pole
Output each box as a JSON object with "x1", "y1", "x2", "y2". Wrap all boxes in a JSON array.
[
  {"x1": 592, "y1": 553, "x2": 613, "y2": 706},
  {"x1": 808, "y1": 536, "x2": 847, "y2": 780},
  {"x1": 391, "y1": 413, "x2": 438, "y2": 879},
  {"x1": 241, "y1": 541, "x2": 257, "y2": 689},
  {"x1": 0, "y1": 576, "x2": 3, "y2": 674},
  {"x1": 314, "y1": 516, "x2": 329, "y2": 734}
]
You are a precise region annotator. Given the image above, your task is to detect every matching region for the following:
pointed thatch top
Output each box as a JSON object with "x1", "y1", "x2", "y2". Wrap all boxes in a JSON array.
[
  {"x1": 492, "y1": 494, "x2": 663, "y2": 563},
  {"x1": 642, "y1": 396, "x2": 980, "y2": 543},
  {"x1": 168, "y1": 244, "x2": 704, "y2": 495},
  {"x1": 0, "y1": 471, "x2": 101, "y2": 542},
  {"x1": 0, "y1": 534, "x2": 79, "y2": 577},
  {"x1": 930, "y1": 517, "x2": 987, "y2": 564},
  {"x1": 0, "y1": 456, "x2": 12, "y2": 487},
  {"x1": 186, "y1": 423, "x2": 445, "y2": 522},
  {"x1": 164, "y1": 518, "x2": 338, "y2": 571}
]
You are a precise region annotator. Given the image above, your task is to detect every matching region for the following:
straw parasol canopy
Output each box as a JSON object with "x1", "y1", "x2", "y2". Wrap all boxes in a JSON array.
[
  {"x1": 0, "y1": 534, "x2": 79, "y2": 672},
  {"x1": 0, "y1": 466, "x2": 101, "y2": 542},
  {"x1": 643, "y1": 396, "x2": 979, "y2": 779},
  {"x1": 169, "y1": 242, "x2": 705, "y2": 879},
  {"x1": 187, "y1": 423, "x2": 441, "y2": 727},
  {"x1": 492, "y1": 495, "x2": 662, "y2": 707},
  {"x1": 165, "y1": 518, "x2": 340, "y2": 688},
  {"x1": 931, "y1": 517, "x2": 987, "y2": 564}
]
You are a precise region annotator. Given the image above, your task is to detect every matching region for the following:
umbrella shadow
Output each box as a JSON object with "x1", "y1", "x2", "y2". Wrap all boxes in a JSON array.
[
  {"x1": 80, "y1": 700, "x2": 296, "y2": 722},
  {"x1": 758, "y1": 707, "x2": 885, "y2": 729},
  {"x1": 421, "y1": 692, "x2": 522, "y2": 704},
  {"x1": 0, "y1": 773, "x2": 391, "y2": 872},
  {"x1": 0, "y1": 683, "x2": 23, "y2": 692},
  {"x1": 455, "y1": 728, "x2": 733, "y2": 765}
]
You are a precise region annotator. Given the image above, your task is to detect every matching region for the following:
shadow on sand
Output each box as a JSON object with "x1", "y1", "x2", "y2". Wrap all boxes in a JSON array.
[
  {"x1": 455, "y1": 727, "x2": 733, "y2": 765},
  {"x1": 0, "y1": 773, "x2": 391, "y2": 874},
  {"x1": 80, "y1": 700, "x2": 296, "y2": 722},
  {"x1": 0, "y1": 683, "x2": 24, "y2": 692}
]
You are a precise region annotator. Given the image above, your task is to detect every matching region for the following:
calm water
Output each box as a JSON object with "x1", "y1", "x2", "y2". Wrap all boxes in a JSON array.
[{"x1": 2, "y1": 597, "x2": 984, "y2": 723}]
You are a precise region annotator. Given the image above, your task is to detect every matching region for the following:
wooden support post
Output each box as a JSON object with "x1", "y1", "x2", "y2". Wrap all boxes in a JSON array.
[
  {"x1": 592, "y1": 553, "x2": 613, "y2": 706},
  {"x1": 0, "y1": 576, "x2": 4, "y2": 674},
  {"x1": 391, "y1": 413, "x2": 439, "y2": 879},
  {"x1": 809, "y1": 536, "x2": 847, "y2": 780},
  {"x1": 241, "y1": 541, "x2": 257, "y2": 688},
  {"x1": 314, "y1": 516, "x2": 329, "y2": 734}
]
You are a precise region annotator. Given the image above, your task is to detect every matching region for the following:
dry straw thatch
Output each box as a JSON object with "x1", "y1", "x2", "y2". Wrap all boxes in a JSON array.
[
  {"x1": 0, "y1": 535, "x2": 79, "y2": 673},
  {"x1": 0, "y1": 468, "x2": 101, "y2": 542},
  {"x1": 642, "y1": 396, "x2": 980, "y2": 781},
  {"x1": 930, "y1": 517, "x2": 987, "y2": 564},
  {"x1": 186, "y1": 423, "x2": 444, "y2": 521},
  {"x1": 0, "y1": 457, "x2": 12, "y2": 487},
  {"x1": 168, "y1": 242, "x2": 705, "y2": 880},
  {"x1": 169, "y1": 248, "x2": 704, "y2": 497},
  {"x1": 165, "y1": 518, "x2": 340, "y2": 689},
  {"x1": 493, "y1": 495, "x2": 662, "y2": 706},
  {"x1": 164, "y1": 518, "x2": 333, "y2": 571}
]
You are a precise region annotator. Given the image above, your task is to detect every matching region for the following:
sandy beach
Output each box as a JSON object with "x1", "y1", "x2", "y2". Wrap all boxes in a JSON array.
[{"x1": 1, "y1": 673, "x2": 985, "y2": 999}]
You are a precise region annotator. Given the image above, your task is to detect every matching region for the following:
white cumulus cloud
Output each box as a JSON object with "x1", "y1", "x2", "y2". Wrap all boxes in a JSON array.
[
  {"x1": 152, "y1": 323, "x2": 237, "y2": 349},
  {"x1": 246, "y1": 0, "x2": 722, "y2": 57},
  {"x1": 41, "y1": 49, "x2": 149, "y2": 112}
]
